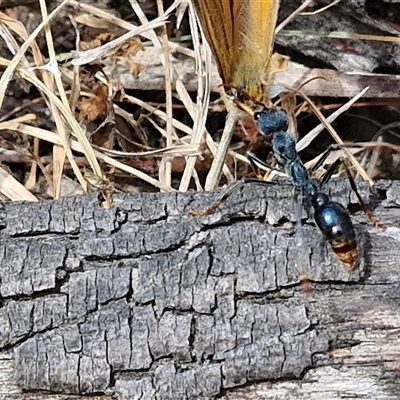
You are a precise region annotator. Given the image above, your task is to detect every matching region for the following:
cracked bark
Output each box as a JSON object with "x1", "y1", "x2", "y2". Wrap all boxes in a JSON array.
[{"x1": 0, "y1": 179, "x2": 400, "y2": 399}]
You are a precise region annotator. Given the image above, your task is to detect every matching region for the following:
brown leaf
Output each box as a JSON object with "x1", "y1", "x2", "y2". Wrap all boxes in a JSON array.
[
  {"x1": 112, "y1": 37, "x2": 143, "y2": 58},
  {"x1": 123, "y1": 57, "x2": 146, "y2": 78},
  {"x1": 77, "y1": 85, "x2": 108, "y2": 122},
  {"x1": 80, "y1": 32, "x2": 115, "y2": 51}
]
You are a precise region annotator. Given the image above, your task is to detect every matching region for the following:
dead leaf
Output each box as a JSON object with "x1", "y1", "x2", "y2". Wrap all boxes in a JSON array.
[
  {"x1": 122, "y1": 57, "x2": 146, "y2": 78},
  {"x1": 80, "y1": 32, "x2": 116, "y2": 51},
  {"x1": 112, "y1": 37, "x2": 143, "y2": 58},
  {"x1": 77, "y1": 85, "x2": 108, "y2": 122}
]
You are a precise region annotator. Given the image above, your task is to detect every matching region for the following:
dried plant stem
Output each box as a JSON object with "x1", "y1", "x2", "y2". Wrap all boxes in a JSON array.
[
  {"x1": 127, "y1": 0, "x2": 232, "y2": 189},
  {"x1": 0, "y1": 0, "x2": 69, "y2": 109},
  {"x1": 204, "y1": 111, "x2": 237, "y2": 190},
  {"x1": 275, "y1": 0, "x2": 313, "y2": 33},
  {"x1": 302, "y1": 91, "x2": 373, "y2": 185},
  {"x1": 156, "y1": 0, "x2": 174, "y2": 191},
  {"x1": 296, "y1": 87, "x2": 370, "y2": 152},
  {"x1": 39, "y1": 0, "x2": 75, "y2": 198},
  {"x1": 179, "y1": 2, "x2": 211, "y2": 192},
  {"x1": 0, "y1": 121, "x2": 175, "y2": 192}
]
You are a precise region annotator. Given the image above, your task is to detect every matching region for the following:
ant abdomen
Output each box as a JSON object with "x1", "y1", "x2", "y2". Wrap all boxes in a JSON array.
[{"x1": 312, "y1": 192, "x2": 358, "y2": 270}]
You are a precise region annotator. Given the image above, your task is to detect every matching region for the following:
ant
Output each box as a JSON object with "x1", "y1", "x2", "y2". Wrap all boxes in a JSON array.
[
  {"x1": 252, "y1": 108, "x2": 359, "y2": 270},
  {"x1": 191, "y1": 107, "x2": 385, "y2": 270}
]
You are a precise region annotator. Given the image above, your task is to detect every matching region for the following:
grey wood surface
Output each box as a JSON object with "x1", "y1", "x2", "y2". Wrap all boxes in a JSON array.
[
  {"x1": 0, "y1": 179, "x2": 400, "y2": 399},
  {"x1": 277, "y1": 0, "x2": 400, "y2": 73},
  {"x1": 119, "y1": 0, "x2": 400, "y2": 98}
]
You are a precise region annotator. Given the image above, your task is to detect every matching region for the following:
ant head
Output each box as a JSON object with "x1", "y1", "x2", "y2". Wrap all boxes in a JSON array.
[
  {"x1": 221, "y1": 85, "x2": 267, "y2": 114},
  {"x1": 223, "y1": 85, "x2": 264, "y2": 104},
  {"x1": 254, "y1": 108, "x2": 289, "y2": 135}
]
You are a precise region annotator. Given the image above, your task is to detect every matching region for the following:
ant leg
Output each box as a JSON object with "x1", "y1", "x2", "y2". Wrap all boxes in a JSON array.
[
  {"x1": 309, "y1": 142, "x2": 366, "y2": 176},
  {"x1": 313, "y1": 143, "x2": 354, "y2": 189},
  {"x1": 295, "y1": 190, "x2": 305, "y2": 246},
  {"x1": 189, "y1": 151, "x2": 280, "y2": 217},
  {"x1": 242, "y1": 177, "x2": 277, "y2": 186},
  {"x1": 309, "y1": 143, "x2": 342, "y2": 174},
  {"x1": 246, "y1": 151, "x2": 282, "y2": 172},
  {"x1": 189, "y1": 149, "x2": 281, "y2": 217},
  {"x1": 319, "y1": 158, "x2": 342, "y2": 188},
  {"x1": 188, "y1": 180, "x2": 244, "y2": 216},
  {"x1": 188, "y1": 178, "x2": 276, "y2": 217},
  {"x1": 294, "y1": 190, "x2": 313, "y2": 294},
  {"x1": 319, "y1": 155, "x2": 386, "y2": 231},
  {"x1": 342, "y1": 160, "x2": 386, "y2": 230}
]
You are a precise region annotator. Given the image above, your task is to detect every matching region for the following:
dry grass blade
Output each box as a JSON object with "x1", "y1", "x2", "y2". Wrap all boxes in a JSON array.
[
  {"x1": 0, "y1": 55, "x2": 103, "y2": 182},
  {"x1": 301, "y1": 91, "x2": 374, "y2": 185},
  {"x1": 279, "y1": 30, "x2": 400, "y2": 45},
  {"x1": 39, "y1": 0, "x2": 78, "y2": 198},
  {"x1": 204, "y1": 111, "x2": 237, "y2": 190},
  {"x1": 175, "y1": 1, "x2": 188, "y2": 29},
  {"x1": 0, "y1": 114, "x2": 38, "y2": 199},
  {"x1": 129, "y1": 0, "x2": 233, "y2": 187},
  {"x1": 117, "y1": 91, "x2": 192, "y2": 135},
  {"x1": 0, "y1": 0, "x2": 69, "y2": 110},
  {"x1": 0, "y1": 166, "x2": 39, "y2": 202},
  {"x1": 71, "y1": 15, "x2": 170, "y2": 66},
  {"x1": 93, "y1": 144, "x2": 202, "y2": 158},
  {"x1": 2, "y1": 8, "x2": 69, "y2": 196},
  {"x1": 342, "y1": 141, "x2": 400, "y2": 152},
  {"x1": 296, "y1": 86, "x2": 370, "y2": 151},
  {"x1": 0, "y1": 0, "x2": 104, "y2": 196},
  {"x1": 1, "y1": 0, "x2": 385, "y2": 200},
  {"x1": 300, "y1": 0, "x2": 342, "y2": 16},
  {"x1": 275, "y1": 0, "x2": 313, "y2": 33},
  {"x1": 25, "y1": 136, "x2": 39, "y2": 190},
  {"x1": 179, "y1": 2, "x2": 211, "y2": 192},
  {"x1": 0, "y1": 121, "x2": 175, "y2": 192},
  {"x1": 0, "y1": 14, "x2": 35, "y2": 91},
  {"x1": 156, "y1": 0, "x2": 174, "y2": 191},
  {"x1": 68, "y1": 0, "x2": 195, "y2": 57}
]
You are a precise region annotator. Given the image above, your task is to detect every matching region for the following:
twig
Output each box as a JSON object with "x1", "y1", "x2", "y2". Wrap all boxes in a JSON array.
[{"x1": 275, "y1": 0, "x2": 313, "y2": 33}]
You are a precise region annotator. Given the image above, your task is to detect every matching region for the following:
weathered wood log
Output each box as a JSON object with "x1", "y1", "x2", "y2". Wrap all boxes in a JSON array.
[
  {"x1": 121, "y1": 49, "x2": 400, "y2": 99},
  {"x1": 277, "y1": 0, "x2": 400, "y2": 73},
  {"x1": 0, "y1": 179, "x2": 400, "y2": 399},
  {"x1": 118, "y1": 0, "x2": 400, "y2": 98}
]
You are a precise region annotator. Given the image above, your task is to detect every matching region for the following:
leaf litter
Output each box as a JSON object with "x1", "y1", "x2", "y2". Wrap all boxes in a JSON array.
[{"x1": 0, "y1": 0, "x2": 399, "y2": 203}]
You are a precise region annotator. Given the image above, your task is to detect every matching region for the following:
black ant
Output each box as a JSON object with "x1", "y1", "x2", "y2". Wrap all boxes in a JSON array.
[{"x1": 190, "y1": 107, "x2": 386, "y2": 270}]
